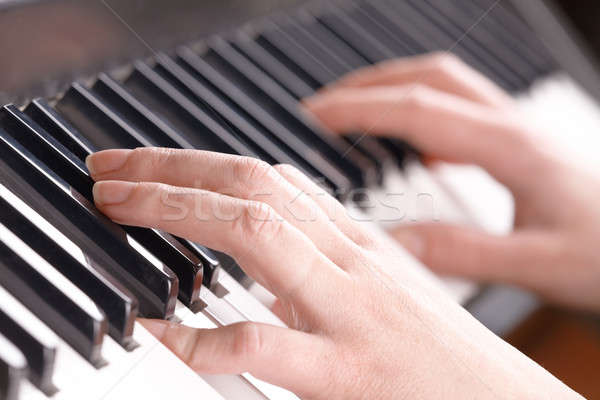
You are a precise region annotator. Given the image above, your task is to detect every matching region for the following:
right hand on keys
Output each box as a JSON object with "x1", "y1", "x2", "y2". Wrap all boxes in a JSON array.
[
  {"x1": 86, "y1": 141, "x2": 581, "y2": 398},
  {"x1": 305, "y1": 52, "x2": 600, "y2": 313}
]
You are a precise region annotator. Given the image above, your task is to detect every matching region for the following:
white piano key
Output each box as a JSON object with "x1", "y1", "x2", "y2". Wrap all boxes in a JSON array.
[
  {"x1": 0, "y1": 184, "x2": 87, "y2": 266},
  {"x1": 18, "y1": 380, "x2": 47, "y2": 400},
  {"x1": 0, "y1": 332, "x2": 27, "y2": 400},
  {"x1": 0, "y1": 224, "x2": 104, "y2": 325},
  {"x1": 2, "y1": 296, "x2": 222, "y2": 400},
  {"x1": 217, "y1": 271, "x2": 287, "y2": 327},
  {"x1": 48, "y1": 322, "x2": 224, "y2": 400},
  {"x1": 0, "y1": 285, "x2": 60, "y2": 393}
]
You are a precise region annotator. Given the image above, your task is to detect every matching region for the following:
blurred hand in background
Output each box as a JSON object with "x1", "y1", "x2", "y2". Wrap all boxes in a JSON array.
[{"x1": 305, "y1": 52, "x2": 600, "y2": 312}]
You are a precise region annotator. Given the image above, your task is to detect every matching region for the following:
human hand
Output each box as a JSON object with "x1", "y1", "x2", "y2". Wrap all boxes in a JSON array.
[
  {"x1": 86, "y1": 148, "x2": 581, "y2": 399},
  {"x1": 304, "y1": 52, "x2": 600, "y2": 312}
]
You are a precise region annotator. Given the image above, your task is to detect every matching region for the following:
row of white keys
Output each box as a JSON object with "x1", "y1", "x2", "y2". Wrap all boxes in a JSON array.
[{"x1": 1, "y1": 284, "x2": 223, "y2": 400}]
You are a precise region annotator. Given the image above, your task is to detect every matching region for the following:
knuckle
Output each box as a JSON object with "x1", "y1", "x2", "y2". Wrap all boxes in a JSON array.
[
  {"x1": 151, "y1": 181, "x2": 173, "y2": 195},
  {"x1": 131, "y1": 147, "x2": 176, "y2": 171},
  {"x1": 232, "y1": 323, "x2": 263, "y2": 360},
  {"x1": 273, "y1": 163, "x2": 300, "y2": 179},
  {"x1": 237, "y1": 201, "x2": 283, "y2": 241},
  {"x1": 428, "y1": 51, "x2": 463, "y2": 72},
  {"x1": 234, "y1": 157, "x2": 272, "y2": 182},
  {"x1": 233, "y1": 157, "x2": 280, "y2": 189},
  {"x1": 402, "y1": 84, "x2": 432, "y2": 111}
]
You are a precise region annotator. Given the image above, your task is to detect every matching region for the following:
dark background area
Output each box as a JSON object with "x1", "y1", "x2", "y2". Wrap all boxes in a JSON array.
[
  {"x1": 552, "y1": 0, "x2": 600, "y2": 64},
  {"x1": 553, "y1": 0, "x2": 600, "y2": 48}
]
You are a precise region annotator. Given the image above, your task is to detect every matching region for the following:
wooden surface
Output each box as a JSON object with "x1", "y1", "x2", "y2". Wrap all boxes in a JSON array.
[{"x1": 506, "y1": 307, "x2": 600, "y2": 399}]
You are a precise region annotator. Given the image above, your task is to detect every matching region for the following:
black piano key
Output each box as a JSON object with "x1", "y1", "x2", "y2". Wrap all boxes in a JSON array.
[
  {"x1": 460, "y1": 0, "x2": 554, "y2": 74},
  {"x1": 153, "y1": 54, "x2": 286, "y2": 166},
  {"x1": 91, "y1": 73, "x2": 196, "y2": 149},
  {"x1": 343, "y1": 1, "x2": 422, "y2": 56},
  {"x1": 254, "y1": 33, "x2": 322, "y2": 90},
  {"x1": 27, "y1": 94, "x2": 227, "y2": 299},
  {"x1": 343, "y1": 134, "x2": 395, "y2": 183},
  {"x1": 423, "y1": 0, "x2": 536, "y2": 85},
  {"x1": 233, "y1": 32, "x2": 315, "y2": 99},
  {"x1": 378, "y1": 138, "x2": 415, "y2": 168},
  {"x1": 467, "y1": 0, "x2": 556, "y2": 73},
  {"x1": 0, "y1": 127, "x2": 178, "y2": 320},
  {"x1": 2, "y1": 104, "x2": 94, "y2": 199},
  {"x1": 96, "y1": 67, "x2": 316, "y2": 185},
  {"x1": 122, "y1": 227, "x2": 205, "y2": 310},
  {"x1": 0, "y1": 286, "x2": 57, "y2": 394},
  {"x1": 57, "y1": 83, "x2": 154, "y2": 150},
  {"x1": 294, "y1": 10, "x2": 370, "y2": 70},
  {"x1": 366, "y1": 0, "x2": 444, "y2": 53},
  {"x1": 0, "y1": 221, "x2": 108, "y2": 366},
  {"x1": 0, "y1": 333, "x2": 27, "y2": 400},
  {"x1": 263, "y1": 17, "x2": 393, "y2": 183},
  {"x1": 314, "y1": 4, "x2": 394, "y2": 64},
  {"x1": 193, "y1": 40, "x2": 377, "y2": 189},
  {"x1": 210, "y1": 250, "x2": 253, "y2": 288},
  {"x1": 273, "y1": 15, "x2": 354, "y2": 75},
  {"x1": 0, "y1": 167, "x2": 137, "y2": 349},
  {"x1": 176, "y1": 240, "x2": 221, "y2": 289},
  {"x1": 56, "y1": 82, "x2": 252, "y2": 307},
  {"x1": 357, "y1": 0, "x2": 511, "y2": 91},
  {"x1": 165, "y1": 50, "x2": 344, "y2": 192},
  {"x1": 263, "y1": 19, "x2": 343, "y2": 85},
  {"x1": 123, "y1": 61, "x2": 257, "y2": 157},
  {"x1": 5, "y1": 104, "x2": 204, "y2": 310},
  {"x1": 23, "y1": 98, "x2": 96, "y2": 160},
  {"x1": 402, "y1": 0, "x2": 524, "y2": 90},
  {"x1": 48, "y1": 80, "x2": 249, "y2": 303},
  {"x1": 350, "y1": 1, "x2": 428, "y2": 56}
]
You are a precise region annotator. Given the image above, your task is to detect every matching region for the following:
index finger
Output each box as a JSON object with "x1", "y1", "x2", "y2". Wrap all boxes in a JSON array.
[
  {"x1": 305, "y1": 85, "x2": 545, "y2": 189},
  {"x1": 322, "y1": 53, "x2": 513, "y2": 109},
  {"x1": 92, "y1": 180, "x2": 347, "y2": 312}
]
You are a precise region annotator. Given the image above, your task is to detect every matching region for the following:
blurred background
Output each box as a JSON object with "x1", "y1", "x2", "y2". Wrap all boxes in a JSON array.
[{"x1": 1, "y1": 1, "x2": 600, "y2": 398}]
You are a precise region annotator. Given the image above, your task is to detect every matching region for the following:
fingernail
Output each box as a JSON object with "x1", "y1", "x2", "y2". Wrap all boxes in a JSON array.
[
  {"x1": 86, "y1": 149, "x2": 132, "y2": 177},
  {"x1": 93, "y1": 181, "x2": 136, "y2": 206},
  {"x1": 393, "y1": 229, "x2": 425, "y2": 259}
]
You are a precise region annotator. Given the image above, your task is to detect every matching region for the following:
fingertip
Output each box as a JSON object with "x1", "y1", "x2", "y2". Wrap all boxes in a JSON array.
[
  {"x1": 92, "y1": 180, "x2": 137, "y2": 207},
  {"x1": 86, "y1": 149, "x2": 132, "y2": 178}
]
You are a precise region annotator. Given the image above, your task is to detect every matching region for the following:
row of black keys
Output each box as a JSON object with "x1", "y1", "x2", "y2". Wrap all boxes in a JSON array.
[
  {"x1": 0, "y1": 0, "x2": 554, "y2": 395},
  {"x1": 56, "y1": 0, "x2": 555, "y2": 195}
]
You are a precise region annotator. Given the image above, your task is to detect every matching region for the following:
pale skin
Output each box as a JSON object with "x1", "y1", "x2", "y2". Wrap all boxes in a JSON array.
[{"x1": 85, "y1": 53, "x2": 594, "y2": 399}]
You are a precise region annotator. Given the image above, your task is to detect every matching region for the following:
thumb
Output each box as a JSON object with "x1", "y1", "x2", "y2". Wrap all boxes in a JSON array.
[
  {"x1": 390, "y1": 224, "x2": 563, "y2": 287},
  {"x1": 139, "y1": 319, "x2": 330, "y2": 398}
]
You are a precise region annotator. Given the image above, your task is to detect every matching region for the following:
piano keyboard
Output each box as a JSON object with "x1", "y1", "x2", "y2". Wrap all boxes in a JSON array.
[{"x1": 0, "y1": 0, "x2": 574, "y2": 398}]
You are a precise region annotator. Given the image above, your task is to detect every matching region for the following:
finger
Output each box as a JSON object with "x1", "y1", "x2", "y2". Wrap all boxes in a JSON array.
[
  {"x1": 391, "y1": 223, "x2": 567, "y2": 293},
  {"x1": 304, "y1": 85, "x2": 542, "y2": 189},
  {"x1": 273, "y1": 163, "x2": 377, "y2": 249},
  {"x1": 93, "y1": 180, "x2": 347, "y2": 308},
  {"x1": 86, "y1": 148, "x2": 358, "y2": 265},
  {"x1": 322, "y1": 52, "x2": 512, "y2": 108},
  {"x1": 140, "y1": 319, "x2": 331, "y2": 399}
]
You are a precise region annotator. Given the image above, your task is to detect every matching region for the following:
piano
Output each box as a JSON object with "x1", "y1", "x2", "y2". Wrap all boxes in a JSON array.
[{"x1": 2, "y1": 0, "x2": 600, "y2": 399}]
